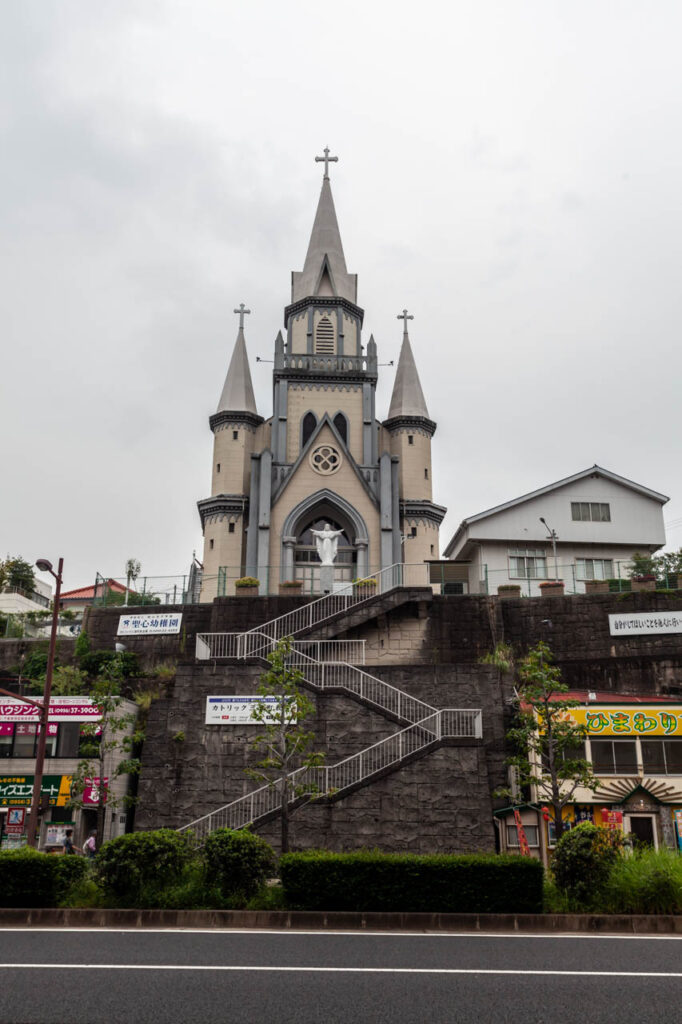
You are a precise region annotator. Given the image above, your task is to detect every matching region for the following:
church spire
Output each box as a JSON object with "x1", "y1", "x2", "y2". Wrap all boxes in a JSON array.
[
  {"x1": 216, "y1": 304, "x2": 258, "y2": 415},
  {"x1": 387, "y1": 310, "x2": 431, "y2": 420},
  {"x1": 291, "y1": 149, "x2": 357, "y2": 304}
]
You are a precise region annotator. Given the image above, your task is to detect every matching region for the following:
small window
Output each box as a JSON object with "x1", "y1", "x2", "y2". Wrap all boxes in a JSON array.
[
  {"x1": 571, "y1": 502, "x2": 611, "y2": 522},
  {"x1": 302, "y1": 412, "x2": 317, "y2": 446},
  {"x1": 424, "y1": 468, "x2": 428, "y2": 480},
  {"x1": 57, "y1": 722, "x2": 80, "y2": 758},
  {"x1": 12, "y1": 724, "x2": 37, "y2": 757},
  {"x1": 430, "y1": 545, "x2": 434, "y2": 555},
  {"x1": 590, "y1": 739, "x2": 638, "y2": 775},
  {"x1": 509, "y1": 550, "x2": 547, "y2": 580},
  {"x1": 506, "y1": 824, "x2": 539, "y2": 848},
  {"x1": 315, "y1": 315, "x2": 335, "y2": 354},
  {"x1": 408, "y1": 435, "x2": 414, "y2": 445},
  {"x1": 0, "y1": 725, "x2": 13, "y2": 758},
  {"x1": 228, "y1": 523, "x2": 235, "y2": 534},
  {"x1": 642, "y1": 740, "x2": 682, "y2": 775},
  {"x1": 216, "y1": 463, "x2": 221, "y2": 473},
  {"x1": 410, "y1": 526, "x2": 417, "y2": 538},
  {"x1": 576, "y1": 558, "x2": 614, "y2": 580},
  {"x1": 233, "y1": 430, "x2": 239, "y2": 441},
  {"x1": 333, "y1": 413, "x2": 348, "y2": 445},
  {"x1": 209, "y1": 539, "x2": 214, "y2": 550}
]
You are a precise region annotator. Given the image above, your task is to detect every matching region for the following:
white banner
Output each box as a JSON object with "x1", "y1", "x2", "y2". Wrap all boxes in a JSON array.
[
  {"x1": 205, "y1": 695, "x2": 292, "y2": 726},
  {"x1": 609, "y1": 611, "x2": 682, "y2": 636},
  {"x1": 117, "y1": 612, "x2": 182, "y2": 636},
  {"x1": 0, "y1": 697, "x2": 101, "y2": 724}
]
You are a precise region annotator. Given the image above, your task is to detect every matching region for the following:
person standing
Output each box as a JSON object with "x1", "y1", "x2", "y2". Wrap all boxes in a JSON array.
[
  {"x1": 62, "y1": 829, "x2": 78, "y2": 855},
  {"x1": 83, "y1": 830, "x2": 97, "y2": 859}
]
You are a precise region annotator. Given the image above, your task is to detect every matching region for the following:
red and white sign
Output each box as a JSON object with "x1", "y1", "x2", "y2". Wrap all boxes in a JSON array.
[
  {"x1": 4, "y1": 806, "x2": 25, "y2": 835},
  {"x1": 601, "y1": 808, "x2": 624, "y2": 829},
  {"x1": 0, "y1": 698, "x2": 101, "y2": 724},
  {"x1": 82, "y1": 778, "x2": 108, "y2": 806}
]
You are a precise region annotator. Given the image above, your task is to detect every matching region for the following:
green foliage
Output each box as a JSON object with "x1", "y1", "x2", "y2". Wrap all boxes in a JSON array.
[
  {"x1": 246, "y1": 883, "x2": 288, "y2": 911},
  {"x1": 235, "y1": 576, "x2": 260, "y2": 587},
  {"x1": 74, "y1": 629, "x2": 91, "y2": 660},
  {"x1": 21, "y1": 648, "x2": 49, "y2": 682},
  {"x1": 203, "y1": 828, "x2": 276, "y2": 903},
  {"x1": 0, "y1": 848, "x2": 87, "y2": 907},
  {"x1": 603, "y1": 847, "x2": 682, "y2": 915},
  {"x1": 52, "y1": 665, "x2": 88, "y2": 696},
  {"x1": 96, "y1": 830, "x2": 193, "y2": 906},
  {"x1": 479, "y1": 642, "x2": 515, "y2": 673},
  {"x1": 150, "y1": 661, "x2": 177, "y2": 682},
  {"x1": 0, "y1": 555, "x2": 37, "y2": 594},
  {"x1": 628, "y1": 552, "x2": 657, "y2": 580},
  {"x1": 79, "y1": 649, "x2": 139, "y2": 679},
  {"x1": 551, "y1": 823, "x2": 623, "y2": 907},
  {"x1": 279, "y1": 850, "x2": 544, "y2": 914}
]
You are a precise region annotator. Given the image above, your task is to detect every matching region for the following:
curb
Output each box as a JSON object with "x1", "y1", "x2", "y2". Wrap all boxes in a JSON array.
[{"x1": 1, "y1": 908, "x2": 682, "y2": 933}]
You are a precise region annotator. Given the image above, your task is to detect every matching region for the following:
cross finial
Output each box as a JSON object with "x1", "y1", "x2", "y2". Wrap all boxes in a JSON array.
[
  {"x1": 315, "y1": 146, "x2": 339, "y2": 179},
  {"x1": 397, "y1": 309, "x2": 414, "y2": 334},
  {"x1": 233, "y1": 302, "x2": 251, "y2": 331}
]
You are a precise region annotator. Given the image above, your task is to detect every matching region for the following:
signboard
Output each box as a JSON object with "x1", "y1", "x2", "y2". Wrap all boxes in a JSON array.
[
  {"x1": 5, "y1": 807, "x2": 26, "y2": 835},
  {"x1": 0, "y1": 775, "x2": 72, "y2": 808},
  {"x1": 513, "y1": 809, "x2": 531, "y2": 857},
  {"x1": 1, "y1": 835, "x2": 27, "y2": 850},
  {"x1": 45, "y1": 823, "x2": 74, "y2": 847},
  {"x1": 82, "y1": 777, "x2": 108, "y2": 806},
  {"x1": 117, "y1": 613, "x2": 182, "y2": 636},
  {"x1": 205, "y1": 696, "x2": 294, "y2": 726},
  {"x1": 609, "y1": 612, "x2": 682, "y2": 636},
  {"x1": 566, "y1": 706, "x2": 682, "y2": 737},
  {"x1": 601, "y1": 809, "x2": 624, "y2": 829},
  {"x1": 0, "y1": 698, "x2": 101, "y2": 724}
]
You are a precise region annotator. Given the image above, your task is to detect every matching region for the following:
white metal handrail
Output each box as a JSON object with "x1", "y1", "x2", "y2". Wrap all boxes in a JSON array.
[
  {"x1": 178, "y1": 708, "x2": 482, "y2": 843},
  {"x1": 195, "y1": 633, "x2": 366, "y2": 665}
]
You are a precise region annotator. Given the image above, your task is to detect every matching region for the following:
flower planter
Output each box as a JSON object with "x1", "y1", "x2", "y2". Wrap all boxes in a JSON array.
[
  {"x1": 236, "y1": 586, "x2": 259, "y2": 597},
  {"x1": 584, "y1": 580, "x2": 609, "y2": 594},
  {"x1": 498, "y1": 585, "x2": 521, "y2": 599},
  {"x1": 631, "y1": 578, "x2": 656, "y2": 592},
  {"x1": 539, "y1": 581, "x2": 565, "y2": 597},
  {"x1": 279, "y1": 582, "x2": 303, "y2": 596}
]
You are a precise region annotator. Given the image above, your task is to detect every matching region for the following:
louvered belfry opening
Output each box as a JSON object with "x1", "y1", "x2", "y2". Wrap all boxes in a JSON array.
[{"x1": 315, "y1": 315, "x2": 335, "y2": 354}]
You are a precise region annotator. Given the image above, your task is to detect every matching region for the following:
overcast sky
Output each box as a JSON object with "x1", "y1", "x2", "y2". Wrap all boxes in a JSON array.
[{"x1": 2, "y1": 1, "x2": 681, "y2": 594}]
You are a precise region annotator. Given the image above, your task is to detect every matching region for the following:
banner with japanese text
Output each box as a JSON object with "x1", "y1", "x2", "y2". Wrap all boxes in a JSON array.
[{"x1": 565, "y1": 706, "x2": 682, "y2": 737}]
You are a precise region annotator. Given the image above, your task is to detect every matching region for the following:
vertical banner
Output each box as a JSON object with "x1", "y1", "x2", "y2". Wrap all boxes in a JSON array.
[
  {"x1": 674, "y1": 810, "x2": 682, "y2": 851},
  {"x1": 513, "y1": 809, "x2": 531, "y2": 856}
]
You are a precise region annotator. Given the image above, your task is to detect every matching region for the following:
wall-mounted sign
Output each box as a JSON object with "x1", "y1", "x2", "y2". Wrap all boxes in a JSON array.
[
  {"x1": 567, "y1": 706, "x2": 682, "y2": 737},
  {"x1": 0, "y1": 775, "x2": 72, "y2": 807},
  {"x1": 602, "y1": 809, "x2": 624, "y2": 829},
  {"x1": 609, "y1": 612, "x2": 682, "y2": 636},
  {"x1": 205, "y1": 696, "x2": 294, "y2": 726},
  {"x1": 0, "y1": 698, "x2": 101, "y2": 724},
  {"x1": 117, "y1": 613, "x2": 182, "y2": 636}
]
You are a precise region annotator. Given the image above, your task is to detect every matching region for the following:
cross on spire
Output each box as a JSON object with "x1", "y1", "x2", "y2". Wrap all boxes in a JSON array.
[
  {"x1": 315, "y1": 146, "x2": 338, "y2": 179},
  {"x1": 233, "y1": 303, "x2": 251, "y2": 331},
  {"x1": 397, "y1": 309, "x2": 414, "y2": 334}
]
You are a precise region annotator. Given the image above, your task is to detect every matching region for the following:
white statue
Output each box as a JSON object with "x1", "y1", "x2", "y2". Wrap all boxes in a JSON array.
[{"x1": 310, "y1": 522, "x2": 344, "y2": 566}]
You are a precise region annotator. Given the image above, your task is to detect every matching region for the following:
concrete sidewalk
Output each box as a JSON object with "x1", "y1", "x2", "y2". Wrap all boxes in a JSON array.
[{"x1": 1, "y1": 907, "x2": 682, "y2": 933}]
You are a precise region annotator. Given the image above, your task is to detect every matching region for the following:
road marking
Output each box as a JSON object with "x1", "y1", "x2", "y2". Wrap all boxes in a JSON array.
[
  {"x1": 1, "y1": 928, "x2": 682, "y2": 941},
  {"x1": 2, "y1": 964, "x2": 682, "y2": 977}
]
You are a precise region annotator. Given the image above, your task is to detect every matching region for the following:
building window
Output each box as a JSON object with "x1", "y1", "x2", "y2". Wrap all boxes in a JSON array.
[
  {"x1": 315, "y1": 315, "x2": 335, "y2": 354},
  {"x1": 309, "y1": 444, "x2": 342, "y2": 475},
  {"x1": 209, "y1": 539, "x2": 214, "y2": 550},
  {"x1": 57, "y1": 722, "x2": 81, "y2": 758},
  {"x1": 509, "y1": 549, "x2": 548, "y2": 579},
  {"x1": 408, "y1": 435, "x2": 414, "y2": 445},
  {"x1": 576, "y1": 558, "x2": 614, "y2": 580},
  {"x1": 571, "y1": 502, "x2": 611, "y2": 522},
  {"x1": 216, "y1": 463, "x2": 221, "y2": 473},
  {"x1": 302, "y1": 412, "x2": 317, "y2": 447},
  {"x1": 228, "y1": 523, "x2": 235, "y2": 534},
  {"x1": 430, "y1": 545, "x2": 434, "y2": 555},
  {"x1": 333, "y1": 412, "x2": 348, "y2": 445},
  {"x1": 641, "y1": 739, "x2": 682, "y2": 775},
  {"x1": 424, "y1": 468, "x2": 428, "y2": 479},
  {"x1": 506, "y1": 824, "x2": 539, "y2": 848},
  {"x1": 590, "y1": 739, "x2": 638, "y2": 775},
  {"x1": 232, "y1": 430, "x2": 239, "y2": 440},
  {"x1": 410, "y1": 526, "x2": 417, "y2": 538}
]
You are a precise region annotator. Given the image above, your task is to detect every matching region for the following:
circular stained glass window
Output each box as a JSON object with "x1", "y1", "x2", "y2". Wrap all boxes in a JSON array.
[{"x1": 310, "y1": 444, "x2": 341, "y2": 475}]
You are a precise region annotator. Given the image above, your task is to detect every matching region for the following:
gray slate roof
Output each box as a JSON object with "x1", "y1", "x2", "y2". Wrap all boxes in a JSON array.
[
  {"x1": 387, "y1": 328, "x2": 430, "y2": 419},
  {"x1": 216, "y1": 327, "x2": 258, "y2": 415},
  {"x1": 291, "y1": 177, "x2": 357, "y2": 303}
]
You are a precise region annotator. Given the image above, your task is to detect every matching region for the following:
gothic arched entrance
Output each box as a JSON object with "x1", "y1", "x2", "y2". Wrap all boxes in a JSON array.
[
  {"x1": 294, "y1": 516, "x2": 355, "y2": 591},
  {"x1": 280, "y1": 490, "x2": 370, "y2": 592}
]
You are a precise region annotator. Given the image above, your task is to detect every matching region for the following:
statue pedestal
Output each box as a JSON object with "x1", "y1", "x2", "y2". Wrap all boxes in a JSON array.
[{"x1": 319, "y1": 565, "x2": 334, "y2": 595}]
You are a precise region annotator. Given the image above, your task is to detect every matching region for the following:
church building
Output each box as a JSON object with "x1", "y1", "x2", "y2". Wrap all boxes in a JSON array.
[{"x1": 198, "y1": 152, "x2": 446, "y2": 596}]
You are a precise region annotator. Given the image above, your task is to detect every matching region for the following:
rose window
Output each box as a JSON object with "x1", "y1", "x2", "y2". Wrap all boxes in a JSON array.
[{"x1": 310, "y1": 444, "x2": 341, "y2": 475}]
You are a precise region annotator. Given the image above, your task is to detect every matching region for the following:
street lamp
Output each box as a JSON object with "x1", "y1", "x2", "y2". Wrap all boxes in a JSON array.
[
  {"x1": 25, "y1": 557, "x2": 64, "y2": 849},
  {"x1": 539, "y1": 518, "x2": 559, "y2": 582}
]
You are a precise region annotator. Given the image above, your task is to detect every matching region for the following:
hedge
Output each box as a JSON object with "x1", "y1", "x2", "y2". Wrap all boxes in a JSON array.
[
  {"x1": 0, "y1": 849, "x2": 89, "y2": 907},
  {"x1": 203, "y1": 828, "x2": 275, "y2": 902},
  {"x1": 96, "y1": 829, "x2": 193, "y2": 906},
  {"x1": 279, "y1": 850, "x2": 543, "y2": 914}
]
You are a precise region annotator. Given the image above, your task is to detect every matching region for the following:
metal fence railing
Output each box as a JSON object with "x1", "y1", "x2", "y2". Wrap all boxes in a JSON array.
[{"x1": 481, "y1": 561, "x2": 681, "y2": 598}]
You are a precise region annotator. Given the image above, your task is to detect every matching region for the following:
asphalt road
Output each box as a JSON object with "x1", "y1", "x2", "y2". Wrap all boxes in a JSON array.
[{"x1": 1, "y1": 928, "x2": 681, "y2": 1023}]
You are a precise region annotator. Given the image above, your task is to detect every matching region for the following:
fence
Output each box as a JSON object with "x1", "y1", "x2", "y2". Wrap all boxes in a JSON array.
[{"x1": 481, "y1": 561, "x2": 681, "y2": 598}]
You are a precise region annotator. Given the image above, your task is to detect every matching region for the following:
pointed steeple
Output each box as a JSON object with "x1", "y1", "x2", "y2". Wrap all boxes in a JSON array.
[
  {"x1": 216, "y1": 311, "x2": 258, "y2": 415},
  {"x1": 388, "y1": 312, "x2": 430, "y2": 420},
  {"x1": 292, "y1": 170, "x2": 357, "y2": 304}
]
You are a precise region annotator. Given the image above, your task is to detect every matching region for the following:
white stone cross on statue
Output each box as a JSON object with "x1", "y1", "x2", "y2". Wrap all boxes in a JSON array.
[
  {"x1": 234, "y1": 303, "x2": 251, "y2": 330},
  {"x1": 315, "y1": 147, "x2": 339, "y2": 179},
  {"x1": 397, "y1": 309, "x2": 414, "y2": 334}
]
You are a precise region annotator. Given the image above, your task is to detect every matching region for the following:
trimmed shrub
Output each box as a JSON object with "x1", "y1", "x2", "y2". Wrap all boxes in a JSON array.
[
  {"x1": 604, "y1": 848, "x2": 682, "y2": 915},
  {"x1": 96, "y1": 830, "x2": 193, "y2": 906},
  {"x1": 203, "y1": 828, "x2": 276, "y2": 904},
  {"x1": 279, "y1": 850, "x2": 543, "y2": 914},
  {"x1": 552, "y1": 823, "x2": 623, "y2": 907},
  {"x1": 0, "y1": 849, "x2": 88, "y2": 907}
]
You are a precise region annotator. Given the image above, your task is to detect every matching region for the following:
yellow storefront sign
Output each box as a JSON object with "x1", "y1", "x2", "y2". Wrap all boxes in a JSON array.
[{"x1": 566, "y1": 706, "x2": 682, "y2": 737}]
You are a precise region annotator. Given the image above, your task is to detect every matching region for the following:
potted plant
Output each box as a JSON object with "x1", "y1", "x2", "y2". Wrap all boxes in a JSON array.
[
  {"x1": 539, "y1": 580, "x2": 565, "y2": 596},
  {"x1": 584, "y1": 579, "x2": 609, "y2": 594},
  {"x1": 631, "y1": 573, "x2": 656, "y2": 592},
  {"x1": 497, "y1": 584, "x2": 521, "y2": 598},
  {"x1": 235, "y1": 576, "x2": 259, "y2": 596},
  {"x1": 353, "y1": 576, "x2": 377, "y2": 593},
  {"x1": 279, "y1": 579, "x2": 304, "y2": 596}
]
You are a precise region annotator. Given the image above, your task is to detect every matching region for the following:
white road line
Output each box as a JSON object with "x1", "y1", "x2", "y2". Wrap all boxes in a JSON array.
[
  {"x1": 0, "y1": 928, "x2": 681, "y2": 941},
  {"x1": 1, "y1": 964, "x2": 682, "y2": 977}
]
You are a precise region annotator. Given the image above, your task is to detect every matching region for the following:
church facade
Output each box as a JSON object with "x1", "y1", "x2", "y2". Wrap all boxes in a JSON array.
[{"x1": 198, "y1": 155, "x2": 446, "y2": 596}]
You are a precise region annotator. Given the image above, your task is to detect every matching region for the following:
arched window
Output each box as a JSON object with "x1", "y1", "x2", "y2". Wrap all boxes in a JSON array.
[
  {"x1": 315, "y1": 315, "x2": 335, "y2": 354},
  {"x1": 302, "y1": 411, "x2": 317, "y2": 447},
  {"x1": 333, "y1": 412, "x2": 348, "y2": 445}
]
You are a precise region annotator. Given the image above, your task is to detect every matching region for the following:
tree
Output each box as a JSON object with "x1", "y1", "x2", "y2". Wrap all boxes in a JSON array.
[
  {"x1": 246, "y1": 637, "x2": 325, "y2": 853},
  {"x1": 0, "y1": 555, "x2": 36, "y2": 595},
  {"x1": 124, "y1": 558, "x2": 141, "y2": 606},
  {"x1": 68, "y1": 659, "x2": 141, "y2": 848},
  {"x1": 500, "y1": 641, "x2": 600, "y2": 843}
]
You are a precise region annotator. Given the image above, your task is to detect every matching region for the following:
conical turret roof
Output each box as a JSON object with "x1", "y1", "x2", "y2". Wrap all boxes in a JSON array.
[
  {"x1": 292, "y1": 176, "x2": 357, "y2": 303},
  {"x1": 387, "y1": 326, "x2": 430, "y2": 420},
  {"x1": 216, "y1": 326, "x2": 258, "y2": 415}
]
